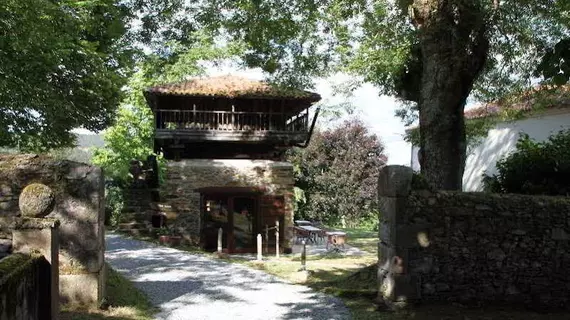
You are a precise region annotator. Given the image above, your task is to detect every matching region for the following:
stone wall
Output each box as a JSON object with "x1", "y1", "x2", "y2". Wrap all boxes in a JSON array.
[
  {"x1": 159, "y1": 159, "x2": 295, "y2": 249},
  {"x1": 12, "y1": 217, "x2": 60, "y2": 320},
  {"x1": 0, "y1": 253, "x2": 52, "y2": 320},
  {"x1": 378, "y1": 165, "x2": 570, "y2": 310},
  {"x1": 0, "y1": 154, "x2": 105, "y2": 305}
]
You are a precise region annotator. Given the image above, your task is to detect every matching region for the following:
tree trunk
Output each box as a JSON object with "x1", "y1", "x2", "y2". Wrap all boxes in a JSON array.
[{"x1": 414, "y1": 0, "x2": 490, "y2": 190}]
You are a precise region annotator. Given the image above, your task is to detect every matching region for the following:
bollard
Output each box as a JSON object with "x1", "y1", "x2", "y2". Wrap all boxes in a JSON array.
[
  {"x1": 217, "y1": 228, "x2": 223, "y2": 253},
  {"x1": 301, "y1": 240, "x2": 306, "y2": 271},
  {"x1": 257, "y1": 233, "x2": 262, "y2": 261},
  {"x1": 275, "y1": 220, "x2": 280, "y2": 258},
  {"x1": 265, "y1": 224, "x2": 269, "y2": 254}
]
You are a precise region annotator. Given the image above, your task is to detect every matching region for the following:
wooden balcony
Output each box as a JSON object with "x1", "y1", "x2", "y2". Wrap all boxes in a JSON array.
[{"x1": 154, "y1": 109, "x2": 310, "y2": 143}]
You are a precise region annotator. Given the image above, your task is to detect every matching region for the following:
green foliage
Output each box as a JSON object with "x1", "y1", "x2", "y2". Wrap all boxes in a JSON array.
[
  {"x1": 105, "y1": 185, "x2": 124, "y2": 227},
  {"x1": 405, "y1": 117, "x2": 496, "y2": 151},
  {"x1": 287, "y1": 118, "x2": 387, "y2": 227},
  {"x1": 356, "y1": 211, "x2": 380, "y2": 232},
  {"x1": 199, "y1": 0, "x2": 568, "y2": 100},
  {"x1": 92, "y1": 101, "x2": 157, "y2": 183},
  {"x1": 0, "y1": 0, "x2": 131, "y2": 151},
  {"x1": 483, "y1": 130, "x2": 570, "y2": 196},
  {"x1": 93, "y1": 34, "x2": 241, "y2": 182}
]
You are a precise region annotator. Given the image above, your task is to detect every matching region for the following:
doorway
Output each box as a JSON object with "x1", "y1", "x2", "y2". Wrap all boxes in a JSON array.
[{"x1": 200, "y1": 190, "x2": 259, "y2": 253}]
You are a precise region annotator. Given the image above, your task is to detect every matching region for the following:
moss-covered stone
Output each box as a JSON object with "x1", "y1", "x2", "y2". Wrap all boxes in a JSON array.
[{"x1": 18, "y1": 183, "x2": 55, "y2": 218}]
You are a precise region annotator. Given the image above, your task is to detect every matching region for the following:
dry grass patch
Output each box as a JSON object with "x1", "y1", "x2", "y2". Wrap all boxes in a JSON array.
[
  {"x1": 61, "y1": 265, "x2": 155, "y2": 320},
  {"x1": 231, "y1": 228, "x2": 570, "y2": 320}
]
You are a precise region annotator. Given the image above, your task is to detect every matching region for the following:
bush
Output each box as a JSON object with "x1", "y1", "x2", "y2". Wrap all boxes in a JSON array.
[
  {"x1": 287, "y1": 118, "x2": 387, "y2": 227},
  {"x1": 105, "y1": 184, "x2": 124, "y2": 227},
  {"x1": 483, "y1": 129, "x2": 570, "y2": 196}
]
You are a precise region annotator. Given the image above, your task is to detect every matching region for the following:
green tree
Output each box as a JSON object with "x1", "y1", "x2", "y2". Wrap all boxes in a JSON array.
[
  {"x1": 0, "y1": 0, "x2": 206, "y2": 151},
  {"x1": 198, "y1": 0, "x2": 569, "y2": 190},
  {"x1": 0, "y1": 0, "x2": 132, "y2": 151},
  {"x1": 288, "y1": 118, "x2": 386, "y2": 227},
  {"x1": 92, "y1": 36, "x2": 242, "y2": 182}
]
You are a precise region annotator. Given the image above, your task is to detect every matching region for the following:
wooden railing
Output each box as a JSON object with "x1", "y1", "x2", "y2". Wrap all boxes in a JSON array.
[{"x1": 155, "y1": 109, "x2": 309, "y2": 132}]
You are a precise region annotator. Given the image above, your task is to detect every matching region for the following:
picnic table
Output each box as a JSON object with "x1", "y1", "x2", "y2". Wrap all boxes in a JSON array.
[
  {"x1": 296, "y1": 225, "x2": 323, "y2": 243},
  {"x1": 294, "y1": 220, "x2": 312, "y2": 226}
]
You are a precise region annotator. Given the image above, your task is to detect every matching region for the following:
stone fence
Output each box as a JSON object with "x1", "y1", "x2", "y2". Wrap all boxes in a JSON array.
[
  {"x1": 0, "y1": 217, "x2": 60, "y2": 320},
  {"x1": 0, "y1": 154, "x2": 106, "y2": 305},
  {"x1": 378, "y1": 165, "x2": 570, "y2": 310}
]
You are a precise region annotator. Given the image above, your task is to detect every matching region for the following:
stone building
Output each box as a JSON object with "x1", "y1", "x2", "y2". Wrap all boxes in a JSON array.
[{"x1": 144, "y1": 75, "x2": 321, "y2": 253}]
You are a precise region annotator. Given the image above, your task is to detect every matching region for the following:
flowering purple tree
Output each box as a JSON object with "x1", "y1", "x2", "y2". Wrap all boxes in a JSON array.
[{"x1": 287, "y1": 118, "x2": 387, "y2": 227}]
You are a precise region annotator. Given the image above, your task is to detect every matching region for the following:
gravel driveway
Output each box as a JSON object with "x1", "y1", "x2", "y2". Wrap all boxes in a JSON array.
[{"x1": 105, "y1": 233, "x2": 351, "y2": 320}]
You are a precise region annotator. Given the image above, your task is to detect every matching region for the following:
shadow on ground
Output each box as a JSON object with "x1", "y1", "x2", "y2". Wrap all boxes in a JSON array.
[{"x1": 105, "y1": 233, "x2": 350, "y2": 320}]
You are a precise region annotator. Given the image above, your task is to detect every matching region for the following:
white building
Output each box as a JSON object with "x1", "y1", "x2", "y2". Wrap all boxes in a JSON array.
[{"x1": 410, "y1": 89, "x2": 570, "y2": 191}]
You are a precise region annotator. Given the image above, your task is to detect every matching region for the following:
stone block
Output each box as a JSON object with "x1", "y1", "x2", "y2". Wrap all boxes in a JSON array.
[
  {"x1": 18, "y1": 183, "x2": 55, "y2": 218},
  {"x1": 60, "y1": 273, "x2": 103, "y2": 305},
  {"x1": 377, "y1": 165, "x2": 413, "y2": 197},
  {"x1": 551, "y1": 228, "x2": 569, "y2": 241},
  {"x1": 12, "y1": 218, "x2": 60, "y2": 320},
  {"x1": 379, "y1": 273, "x2": 418, "y2": 308},
  {"x1": 378, "y1": 241, "x2": 394, "y2": 266},
  {"x1": 378, "y1": 196, "x2": 409, "y2": 224},
  {"x1": 395, "y1": 224, "x2": 433, "y2": 249},
  {"x1": 378, "y1": 222, "x2": 393, "y2": 245}
]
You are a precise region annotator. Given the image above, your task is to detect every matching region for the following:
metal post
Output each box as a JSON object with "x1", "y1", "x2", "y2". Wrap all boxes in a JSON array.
[
  {"x1": 275, "y1": 220, "x2": 280, "y2": 258},
  {"x1": 301, "y1": 240, "x2": 306, "y2": 271},
  {"x1": 217, "y1": 228, "x2": 223, "y2": 253},
  {"x1": 257, "y1": 234, "x2": 262, "y2": 261}
]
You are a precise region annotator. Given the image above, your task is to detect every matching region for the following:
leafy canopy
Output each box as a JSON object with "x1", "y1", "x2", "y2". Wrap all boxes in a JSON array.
[
  {"x1": 287, "y1": 118, "x2": 386, "y2": 227},
  {"x1": 92, "y1": 35, "x2": 242, "y2": 182},
  {"x1": 0, "y1": 0, "x2": 132, "y2": 151},
  {"x1": 1, "y1": 0, "x2": 211, "y2": 152},
  {"x1": 198, "y1": 0, "x2": 569, "y2": 99}
]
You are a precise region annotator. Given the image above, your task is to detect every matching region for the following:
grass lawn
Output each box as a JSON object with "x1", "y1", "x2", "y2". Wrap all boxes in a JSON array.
[
  {"x1": 229, "y1": 227, "x2": 570, "y2": 320},
  {"x1": 61, "y1": 265, "x2": 155, "y2": 320}
]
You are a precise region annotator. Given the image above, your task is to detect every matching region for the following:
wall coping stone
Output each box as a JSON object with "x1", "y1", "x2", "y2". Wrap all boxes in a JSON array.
[
  {"x1": 13, "y1": 217, "x2": 60, "y2": 230},
  {"x1": 378, "y1": 165, "x2": 413, "y2": 197}
]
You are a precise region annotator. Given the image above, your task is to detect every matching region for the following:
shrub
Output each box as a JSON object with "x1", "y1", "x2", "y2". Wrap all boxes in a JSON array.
[
  {"x1": 287, "y1": 118, "x2": 387, "y2": 227},
  {"x1": 105, "y1": 185, "x2": 124, "y2": 227},
  {"x1": 483, "y1": 129, "x2": 570, "y2": 196}
]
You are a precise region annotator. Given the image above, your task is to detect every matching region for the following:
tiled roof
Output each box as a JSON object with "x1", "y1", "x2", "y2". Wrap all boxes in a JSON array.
[
  {"x1": 464, "y1": 84, "x2": 570, "y2": 120},
  {"x1": 145, "y1": 75, "x2": 321, "y2": 101}
]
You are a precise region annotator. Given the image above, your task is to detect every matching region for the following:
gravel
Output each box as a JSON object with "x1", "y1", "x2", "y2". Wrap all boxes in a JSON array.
[{"x1": 105, "y1": 233, "x2": 351, "y2": 320}]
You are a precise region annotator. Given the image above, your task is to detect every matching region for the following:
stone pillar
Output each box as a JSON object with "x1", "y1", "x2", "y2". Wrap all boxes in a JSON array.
[
  {"x1": 13, "y1": 217, "x2": 60, "y2": 320},
  {"x1": 377, "y1": 165, "x2": 415, "y2": 309}
]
